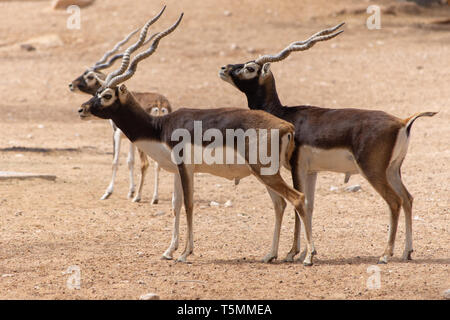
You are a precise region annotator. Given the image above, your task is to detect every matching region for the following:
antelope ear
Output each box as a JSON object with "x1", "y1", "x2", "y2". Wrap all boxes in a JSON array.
[
  {"x1": 261, "y1": 63, "x2": 271, "y2": 76},
  {"x1": 118, "y1": 84, "x2": 128, "y2": 103}
]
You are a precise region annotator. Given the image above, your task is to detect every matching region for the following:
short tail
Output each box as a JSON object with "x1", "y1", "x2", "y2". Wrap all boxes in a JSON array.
[
  {"x1": 281, "y1": 131, "x2": 295, "y2": 170},
  {"x1": 404, "y1": 111, "x2": 438, "y2": 136}
]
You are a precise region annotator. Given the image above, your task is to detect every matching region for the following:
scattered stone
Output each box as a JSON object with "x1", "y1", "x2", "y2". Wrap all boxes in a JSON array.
[
  {"x1": 152, "y1": 211, "x2": 165, "y2": 217},
  {"x1": 443, "y1": 289, "x2": 450, "y2": 300},
  {"x1": 139, "y1": 293, "x2": 160, "y2": 300},
  {"x1": 20, "y1": 44, "x2": 35, "y2": 52},
  {"x1": 223, "y1": 10, "x2": 232, "y2": 17},
  {"x1": 0, "y1": 172, "x2": 56, "y2": 181},
  {"x1": 52, "y1": 0, "x2": 95, "y2": 10},
  {"x1": 247, "y1": 47, "x2": 256, "y2": 54},
  {"x1": 210, "y1": 201, "x2": 220, "y2": 207},
  {"x1": 1, "y1": 274, "x2": 14, "y2": 278},
  {"x1": 413, "y1": 215, "x2": 424, "y2": 221},
  {"x1": 345, "y1": 184, "x2": 361, "y2": 192},
  {"x1": 330, "y1": 186, "x2": 339, "y2": 192},
  {"x1": 224, "y1": 200, "x2": 233, "y2": 208},
  {"x1": 230, "y1": 43, "x2": 239, "y2": 50}
]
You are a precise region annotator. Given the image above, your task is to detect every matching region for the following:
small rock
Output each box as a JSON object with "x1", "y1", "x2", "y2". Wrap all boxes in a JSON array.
[
  {"x1": 20, "y1": 44, "x2": 36, "y2": 52},
  {"x1": 230, "y1": 43, "x2": 239, "y2": 50},
  {"x1": 345, "y1": 184, "x2": 361, "y2": 192},
  {"x1": 153, "y1": 211, "x2": 165, "y2": 217},
  {"x1": 139, "y1": 293, "x2": 160, "y2": 300},
  {"x1": 224, "y1": 10, "x2": 232, "y2": 17},
  {"x1": 413, "y1": 216, "x2": 424, "y2": 221},
  {"x1": 330, "y1": 186, "x2": 339, "y2": 192},
  {"x1": 1, "y1": 274, "x2": 14, "y2": 278},
  {"x1": 247, "y1": 47, "x2": 256, "y2": 54},
  {"x1": 137, "y1": 251, "x2": 144, "y2": 257},
  {"x1": 443, "y1": 289, "x2": 450, "y2": 300},
  {"x1": 224, "y1": 200, "x2": 233, "y2": 208},
  {"x1": 137, "y1": 280, "x2": 145, "y2": 285},
  {"x1": 210, "y1": 201, "x2": 220, "y2": 207},
  {"x1": 37, "y1": 124, "x2": 45, "y2": 129}
]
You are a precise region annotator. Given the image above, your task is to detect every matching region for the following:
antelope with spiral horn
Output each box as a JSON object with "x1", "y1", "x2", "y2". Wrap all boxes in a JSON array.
[
  {"x1": 70, "y1": 6, "x2": 172, "y2": 204},
  {"x1": 78, "y1": 12, "x2": 316, "y2": 265},
  {"x1": 219, "y1": 22, "x2": 437, "y2": 264}
]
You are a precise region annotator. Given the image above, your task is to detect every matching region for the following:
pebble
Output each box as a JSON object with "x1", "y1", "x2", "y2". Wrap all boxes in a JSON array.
[
  {"x1": 139, "y1": 293, "x2": 160, "y2": 300},
  {"x1": 345, "y1": 184, "x2": 361, "y2": 192},
  {"x1": 443, "y1": 289, "x2": 450, "y2": 300},
  {"x1": 210, "y1": 201, "x2": 220, "y2": 207},
  {"x1": 224, "y1": 200, "x2": 233, "y2": 208}
]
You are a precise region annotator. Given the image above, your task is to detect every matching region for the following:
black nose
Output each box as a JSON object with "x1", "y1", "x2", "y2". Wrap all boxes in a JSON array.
[
  {"x1": 69, "y1": 83, "x2": 73, "y2": 89},
  {"x1": 221, "y1": 66, "x2": 226, "y2": 70},
  {"x1": 78, "y1": 108, "x2": 83, "y2": 113}
]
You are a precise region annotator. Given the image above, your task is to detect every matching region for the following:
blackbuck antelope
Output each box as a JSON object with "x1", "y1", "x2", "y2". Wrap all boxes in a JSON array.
[
  {"x1": 70, "y1": 6, "x2": 172, "y2": 204},
  {"x1": 78, "y1": 13, "x2": 315, "y2": 265},
  {"x1": 219, "y1": 23, "x2": 437, "y2": 264}
]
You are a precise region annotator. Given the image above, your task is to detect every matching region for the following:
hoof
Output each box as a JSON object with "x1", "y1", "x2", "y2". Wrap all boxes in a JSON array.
[
  {"x1": 262, "y1": 254, "x2": 277, "y2": 263},
  {"x1": 100, "y1": 192, "x2": 112, "y2": 200},
  {"x1": 283, "y1": 254, "x2": 295, "y2": 263},
  {"x1": 127, "y1": 191, "x2": 135, "y2": 199},
  {"x1": 161, "y1": 253, "x2": 173, "y2": 260},
  {"x1": 176, "y1": 256, "x2": 187, "y2": 263},
  {"x1": 378, "y1": 256, "x2": 388, "y2": 264},
  {"x1": 303, "y1": 261, "x2": 313, "y2": 267},
  {"x1": 402, "y1": 250, "x2": 413, "y2": 261},
  {"x1": 151, "y1": 199, "x2": 159, "y2": 205},
  {"x1": 132, "y1": 197, "x2": 141, "y2": 203}
]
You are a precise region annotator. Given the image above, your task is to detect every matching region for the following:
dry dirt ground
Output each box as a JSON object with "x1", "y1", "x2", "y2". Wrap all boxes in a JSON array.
[{"x1": 0, "y1": 0, "x2": 449, "y2": 300}]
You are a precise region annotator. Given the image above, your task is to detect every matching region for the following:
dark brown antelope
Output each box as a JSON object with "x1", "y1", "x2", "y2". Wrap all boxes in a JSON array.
[
  {"x1": 78, "y1": 13, "x2": 315, "y2": 264},
  {"x1": 69, "y1": 7, "x2": 172, "y2": 204},
  {"x1": 219, "y1": 23, "x2": 437, "y2": 264}
]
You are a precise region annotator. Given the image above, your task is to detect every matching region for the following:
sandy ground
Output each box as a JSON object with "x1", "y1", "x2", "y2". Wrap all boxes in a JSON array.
[{"x1": 0, "y1": 0, "x2": 449, "y2": 300}]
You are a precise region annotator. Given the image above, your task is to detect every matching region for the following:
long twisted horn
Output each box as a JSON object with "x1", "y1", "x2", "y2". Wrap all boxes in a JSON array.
[
  {"x1": 92, "y1": 32, "x2": 159, "y2": 71},
  {"x1": 91, "y1": 27, "x2": 140, "y2": 70},
  {"x1": 255, "y1": 22, "x2": 345, "y2": 65},
  {"x1": 104, "y1": 6, "x2": 167, "y2": 86},
  {"x1": 106, "y1": 13, "x2": 184, "y2": 88}
]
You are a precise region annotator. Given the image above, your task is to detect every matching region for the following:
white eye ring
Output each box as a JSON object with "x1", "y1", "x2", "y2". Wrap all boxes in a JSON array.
[
  {"x1": 161, "y1": 108, "x2": 168, "y2": 114},
  {"x1": 151, "y1": 107, "x2": 159, "y2": 115}
]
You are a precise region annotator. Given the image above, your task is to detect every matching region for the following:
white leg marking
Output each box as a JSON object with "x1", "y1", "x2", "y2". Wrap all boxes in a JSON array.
[
  {"x1": 162, "y1": 174, "x2": 182, "y2": 260},
  {"x1": 151, "y1": 161, "x2": 160, "y2": 205},
  {"x1": 101, "y1": 129, "x2": 122, "y2": 200},
  {"x1": 127, "y1": 142, "x2": 136, "y2": 199},
  {"x1": 263, "y1": 188, "x2": 286, "y2": 263}
]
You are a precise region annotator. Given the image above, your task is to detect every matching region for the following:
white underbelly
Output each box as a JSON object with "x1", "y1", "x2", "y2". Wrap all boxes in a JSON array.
[
  {"x1": 300, "y1": 146, "x2": 359, "y2": 174},
  {"x1": 134, "y1": 140, "x2": 252, "y2": 180},
  {"x1": 134, "y1": 139, "x2": 178, "y2": 173}
]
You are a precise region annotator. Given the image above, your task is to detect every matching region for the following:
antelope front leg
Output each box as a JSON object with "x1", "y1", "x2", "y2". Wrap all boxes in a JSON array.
[
  {"x1": 263, "y1": 188, "x2": 286, "y2": 263},
  {"x1": 132, "y1": 149, "x2": 149, "y2": 203},
  {"x1": 126, "y1": 142, "x2": 136, "y2": 199},
  {"x1": 101, "y1": 129, "x2": 122, "y2": 200},
  {"x1": 151, "y1": 161, "x2": 160, "y2": 204},
  {"x1": 176, "y1": 165, "x2": 194, "y2": 263},
  {"x1": 162, "y1": 174, "x2": 182, "y2": 260}
]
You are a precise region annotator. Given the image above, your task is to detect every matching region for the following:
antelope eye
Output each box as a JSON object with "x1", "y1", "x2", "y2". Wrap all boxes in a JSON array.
[
  {"x1": 103, "y1": 94, "x2": 112, "y2": 100},
  {"x1": 246, "y1": 67, "x2": 255, "y2": 72},
  {"x1": 161, "y1": 108, "x2": 168, "y2": 114}
]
